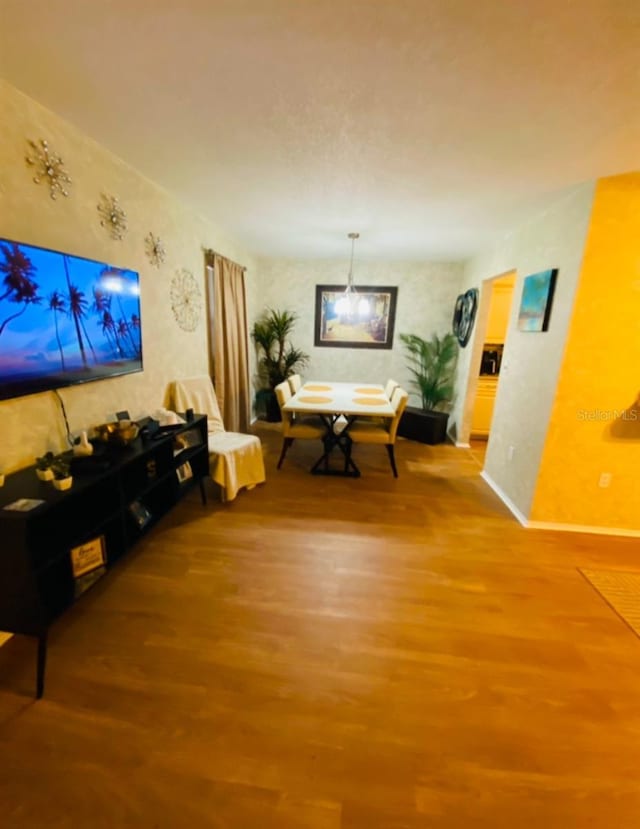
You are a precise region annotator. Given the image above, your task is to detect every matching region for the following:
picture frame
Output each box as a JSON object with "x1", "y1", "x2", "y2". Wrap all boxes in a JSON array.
[
  {"x1": 314, "y1": 284, "x2": 398, "y2": 349},
  {"x1": 70, "y1": 535, "x2": 106, "y2": 578},
  {"x1": 176, "y1": 461, "x2": 193, "y2": 483},
  {"x1": 517, "y1": 269, "x2": 558, "y2": 332}
]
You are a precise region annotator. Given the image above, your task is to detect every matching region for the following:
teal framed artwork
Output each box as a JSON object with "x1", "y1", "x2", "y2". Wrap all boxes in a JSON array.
[{"x1": 517, "y1": 268, "x2": 558, "y2": 332}]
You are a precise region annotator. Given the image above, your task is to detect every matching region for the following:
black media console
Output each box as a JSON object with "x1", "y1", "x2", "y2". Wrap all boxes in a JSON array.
[{"x1": 0, "y1": 414, "x2": 209, "y2": 698}]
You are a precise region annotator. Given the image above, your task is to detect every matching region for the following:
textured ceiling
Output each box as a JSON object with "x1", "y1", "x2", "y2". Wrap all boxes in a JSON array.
[{"x1": 1, "y1": 0, "x2": 639, "y2": 260}]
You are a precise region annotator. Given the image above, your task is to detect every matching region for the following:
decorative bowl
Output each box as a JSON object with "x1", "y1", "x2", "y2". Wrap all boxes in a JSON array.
[{"x1": 94, "y1": 421, "x2": 140, "y2": 447}]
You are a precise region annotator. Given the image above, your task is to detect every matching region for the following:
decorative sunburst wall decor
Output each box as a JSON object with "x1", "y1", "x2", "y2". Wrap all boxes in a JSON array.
[
  {"x1": 97, "y1": 193, "x2": 127, "y2": 240},
  {"x1": 25, "y1": 138, "x2": 71, "y2": 199},
  {"x1": 170, "y1": 269, "x2": 202, "y2": 332},
  {"x1": 145, "y1": 232, "x2": 166, "y2": 267}
]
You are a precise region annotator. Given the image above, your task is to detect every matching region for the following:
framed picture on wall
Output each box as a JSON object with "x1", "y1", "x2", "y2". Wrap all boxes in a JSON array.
[
  {"x1": 314, "y1": 285, "x2": 398, "y2": 349},
  {"x1": 517, "y1": 269, "x2": 558, "y2": 332}
]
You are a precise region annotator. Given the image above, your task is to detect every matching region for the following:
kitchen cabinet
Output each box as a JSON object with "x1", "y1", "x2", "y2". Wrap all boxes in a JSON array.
[
  {"x1": 486, "y1": 280, "x2": 514, "y2": 344},
  {"x1": 471, "y1": 378, "x2": 498, "y2": 437}
]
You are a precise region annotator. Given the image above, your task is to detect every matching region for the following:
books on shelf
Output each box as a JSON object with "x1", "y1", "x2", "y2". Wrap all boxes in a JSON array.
[{"x1": 74, "y1": 566, "x2": 107, "y2": 599}]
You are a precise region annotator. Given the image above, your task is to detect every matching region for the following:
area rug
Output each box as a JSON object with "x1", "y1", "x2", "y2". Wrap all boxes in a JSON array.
[{"x1": 579, "y1": 568, "x2": 640, "y2": 638}]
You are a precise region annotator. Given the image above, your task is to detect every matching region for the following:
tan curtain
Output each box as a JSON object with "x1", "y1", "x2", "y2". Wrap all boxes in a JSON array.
[{"x1": 204, "y1": 251, "x2": 250, "y2": 432}]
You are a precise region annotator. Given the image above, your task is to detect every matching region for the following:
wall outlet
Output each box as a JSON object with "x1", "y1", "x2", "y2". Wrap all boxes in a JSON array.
[
  {"x1": 598, "y1": 472, "x2": 612, "y2": 488},
  {"x1": 507, "y1": 445, "x2": 515, "y2": 461}
]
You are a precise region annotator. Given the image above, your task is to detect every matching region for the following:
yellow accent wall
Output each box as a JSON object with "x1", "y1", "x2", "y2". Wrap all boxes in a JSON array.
[{"x1": 531, "y1": 172, "x2": 640, "y2": 531}]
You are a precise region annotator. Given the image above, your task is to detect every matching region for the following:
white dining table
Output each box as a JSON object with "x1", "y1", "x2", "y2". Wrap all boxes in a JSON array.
[{"x1": 282, "y1": 381, "x2": 395, "y2": 476}]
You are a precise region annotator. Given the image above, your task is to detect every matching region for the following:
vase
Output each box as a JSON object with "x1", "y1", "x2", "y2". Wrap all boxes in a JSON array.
[
  {"x1": 36, "y1": 468, "x2": 54, "y2": 481},
  {"x1": 52, "y1": 476, "x2": 73, "y2": 491},
  {"x1": 73, "y1": 430, "x2": 94, "y2": 456}
]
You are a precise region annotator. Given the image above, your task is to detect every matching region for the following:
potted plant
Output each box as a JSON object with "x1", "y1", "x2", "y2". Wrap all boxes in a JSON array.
[
  {"x1": 51, "y1": 455, "x2": 73, "y2": 491},
  {"x1": 35, "y1": 451, "x2": 55, "y2": 481},
  {"x1": 252, "y1": 308, "x2": 309, "y2": 421},
  {"x1": 397, "y1": 332, "x2": 459, "y2": 444}
]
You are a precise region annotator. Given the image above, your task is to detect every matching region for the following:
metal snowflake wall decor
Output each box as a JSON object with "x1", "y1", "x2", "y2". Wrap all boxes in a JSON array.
[
  {"x1": 145, "y1": 232, "x2": 166, "y2": 267},
  {"x1": 170, "y1": 269, "x2": 202, "y2": 332},
  {"x1": 25, "y1": 138, "x2": 72, "y2": 199},
  {"x1": 97, "y1": 193, "x2": 128, "y2": 240}
]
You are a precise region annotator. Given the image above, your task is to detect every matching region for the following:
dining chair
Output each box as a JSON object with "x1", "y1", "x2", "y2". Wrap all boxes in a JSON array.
[
  {"x1": 366, "y1": 378, "x2": 400, "y2": 426},
  {"x1": 288, "y1": 374, "x2": 302, "y2": 393},
  {"x1": 385, "y1": 378, "x2": 400, "y2": 398},
  {"x1": 348, "y1": 386, "x2": 409, "y2": 477},
  {"x1": 274, "y1": 380, "x2": 325, "y2": 469},
  {"x1": 170, "y1": 375, "x2": 266, "y2": 501}
]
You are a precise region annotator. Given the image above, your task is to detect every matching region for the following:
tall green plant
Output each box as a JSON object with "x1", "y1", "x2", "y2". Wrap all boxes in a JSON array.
[
  {"x1": 252, "y1": 308, "x2": 309, "y2": 389},
  {"x1": 399, "y1": 332, "x2": 458, "y2": 411}
]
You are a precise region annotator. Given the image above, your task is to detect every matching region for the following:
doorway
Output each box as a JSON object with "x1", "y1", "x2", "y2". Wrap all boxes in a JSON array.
[{"x1": 468, "y1": 271, "x2": 516, "y2": 444}]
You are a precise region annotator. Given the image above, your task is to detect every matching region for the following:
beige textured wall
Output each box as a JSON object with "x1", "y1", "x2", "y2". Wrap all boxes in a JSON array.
[
  {"x1": 0, "y1": 80, "x2": 256, "y2": 473},
  {"x1": 254, "y1": 258, "x2": 464, "y2": 399},
  {"x1": 449, "y1": 182, "x2": 596, "y2": 517}
]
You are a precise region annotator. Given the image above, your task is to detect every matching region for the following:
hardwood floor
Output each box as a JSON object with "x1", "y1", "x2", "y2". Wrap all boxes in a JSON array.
[{"x1": 1, "y1": 425, "x2": 639, "y2": 827}]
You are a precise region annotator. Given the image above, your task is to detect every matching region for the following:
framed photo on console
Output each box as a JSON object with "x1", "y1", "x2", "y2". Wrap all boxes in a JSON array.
[
  {"x1": 70, "y1": 535, "x2": 106, "y2": 578},
  {"x1": 314, "y1": 285, "x2": 398, "y2": 349},
  {"x1": 176, "y1": 461, "x2": 193, "y2": 483}
]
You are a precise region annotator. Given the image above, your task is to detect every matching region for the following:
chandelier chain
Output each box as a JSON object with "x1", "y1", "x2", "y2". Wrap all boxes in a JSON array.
[{"x1": 347, "y1": 232, "x2": 359, "y2": 290}]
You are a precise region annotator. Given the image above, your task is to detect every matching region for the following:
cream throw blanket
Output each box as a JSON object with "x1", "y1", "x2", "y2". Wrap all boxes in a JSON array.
[{"x1": 172, "y1": 376, "x2": 265, "y2": 501}]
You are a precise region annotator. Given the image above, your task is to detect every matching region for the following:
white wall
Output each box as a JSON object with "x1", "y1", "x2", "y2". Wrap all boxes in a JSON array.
[
  {"x1": 254, "y1": 258, "x2": 464, "y2": 401},
  {"x1": 449, "y1": 183, "x2": 596, "y2": 517}
]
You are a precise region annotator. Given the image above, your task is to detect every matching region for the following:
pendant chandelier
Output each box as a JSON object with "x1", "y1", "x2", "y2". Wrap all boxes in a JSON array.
[{"x1": 335, "y1": 232, "x2": 369, "y2": 316}]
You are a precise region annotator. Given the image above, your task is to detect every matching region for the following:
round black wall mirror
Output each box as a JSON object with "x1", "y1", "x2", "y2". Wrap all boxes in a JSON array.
[{"x1": 452, "y1": 288, "x2": 478, "y2": 347}]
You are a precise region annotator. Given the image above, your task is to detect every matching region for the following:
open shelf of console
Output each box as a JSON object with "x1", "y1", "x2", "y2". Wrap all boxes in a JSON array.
[{"x1": 0, "y1": 413, "x2": 209, "y2": 698}]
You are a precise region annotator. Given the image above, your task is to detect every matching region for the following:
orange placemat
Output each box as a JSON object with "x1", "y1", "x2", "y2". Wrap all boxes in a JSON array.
[
  {"x1": 299, "y1": 395, "x2": 332, "y2": 404},
  {"x1": 304, "y1": 384, "x2": 332, "y2": 391},
  {"x1": 353, "y1": 397, "x2": 387, "y2": 406},
  {"x1": 354, "y1": 387, "x2": 383, "y2": 395}
]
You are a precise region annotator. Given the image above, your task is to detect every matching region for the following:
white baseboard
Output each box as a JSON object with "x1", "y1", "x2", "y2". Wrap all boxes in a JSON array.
[
  {"x1": 526, "y1": 520, "x2": 640, "y2": 538},
  {"x1": 455, "y1": 441, "x2": 471, "y2": 448},
  {"x1": 480, "y1": 471, "x2": 528, "y2": 525},
  {"x1": 481, "y1": 471, "x2": 640, "y2": 538}
]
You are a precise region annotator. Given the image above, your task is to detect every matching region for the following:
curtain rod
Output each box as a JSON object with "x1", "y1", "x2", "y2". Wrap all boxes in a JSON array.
[{"x1": 203, "y1": 248, "x2": 246, "y2": 272}]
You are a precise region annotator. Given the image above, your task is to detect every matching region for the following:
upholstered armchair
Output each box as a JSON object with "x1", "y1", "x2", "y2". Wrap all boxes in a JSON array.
[{"x1": 170, "y1": 375, "x2": 265, "y2": 501}]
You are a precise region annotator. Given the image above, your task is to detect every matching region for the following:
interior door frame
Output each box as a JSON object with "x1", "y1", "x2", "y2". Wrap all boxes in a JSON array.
[{"x1": 458, "y1": 268, "x2": 517, "y2": 446}]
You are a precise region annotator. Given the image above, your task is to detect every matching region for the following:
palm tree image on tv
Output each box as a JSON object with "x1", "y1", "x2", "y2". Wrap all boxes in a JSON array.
[
  {"x1": 0, "y1": 242, "x2": 41, "y2": 335},
  {"x1": 47, "y1": 290, "x2": 67, "y2": 371},
  {"x1": 0, "y1": 238, "x2": 143, "y2": 400}
]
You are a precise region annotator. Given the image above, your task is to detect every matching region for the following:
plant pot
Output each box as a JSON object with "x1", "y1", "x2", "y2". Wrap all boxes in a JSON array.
[
  {"x1": 52, "y1": 476, "x2": 73, "y2": 491},
  {"x1": 255, "y1": 389, "x2": 282, "y2": 422},
  {"x1": 397, "y1": 406, "x2": 449, "y2": 445},
  {"x1": 36, "y1": 468, "x2": 54, "y2": 481}
]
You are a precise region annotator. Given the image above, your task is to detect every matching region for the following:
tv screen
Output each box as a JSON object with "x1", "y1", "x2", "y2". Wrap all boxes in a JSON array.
[{"x1": 0, "y1": 237, "x2": 143, "y2": 401}]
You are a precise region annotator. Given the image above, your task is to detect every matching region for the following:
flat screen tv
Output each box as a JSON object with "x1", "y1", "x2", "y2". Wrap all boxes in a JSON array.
[{"x1": 0, "y1": 237, "x2": 143, "y2": 401}]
